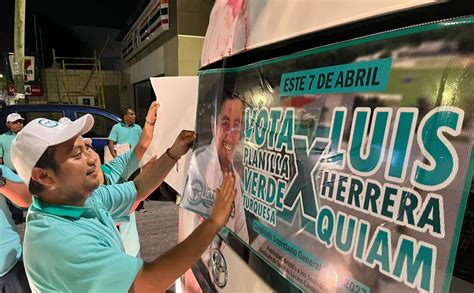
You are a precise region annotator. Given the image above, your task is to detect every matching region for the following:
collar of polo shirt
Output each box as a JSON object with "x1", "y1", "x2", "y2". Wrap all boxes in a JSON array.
[{"x1": 31, "y1": 196, "x2": 86, "y2": 219}]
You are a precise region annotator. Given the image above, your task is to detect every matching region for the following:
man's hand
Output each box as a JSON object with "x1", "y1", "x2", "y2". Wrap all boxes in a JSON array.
[
  {"x1": 146, "y1": 101, "x2": 159, "y2": 125},
  {"x1": 207, "y1": 172, "x2": 236, "y2": 229},
  {"x1": 107, "y1": 141, "x2": 117, "y2": 158},
  {"x1": 134, "y1": 101, "x2": 159, "y2": 161},
  {"x1": 131, "y1": 172, "x2": 237, "y2": 293},
  {"x1": 132, "y1": 131, "x2": 195, "y2": 209},
  {"x1": 168, "y1": 130, "x2": 196, "y2": 159}
]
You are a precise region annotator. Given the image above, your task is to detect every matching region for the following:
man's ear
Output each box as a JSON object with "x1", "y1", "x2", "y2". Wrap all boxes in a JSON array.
[{"x1": 31, "y1": 167, "x2": 55, "y2": 188}]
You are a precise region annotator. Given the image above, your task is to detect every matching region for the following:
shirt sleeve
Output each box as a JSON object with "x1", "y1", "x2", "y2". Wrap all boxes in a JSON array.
[
  {"x1": 88, "y1": 182, "x2": 136, "y2": 221},
  {"x1": 25, "y1": 226, "x2": 143, "y2": 292},
  {"x1": 105, "y1": 151, "x2": 140, "y2": 183},
  {"x1": 0, "y1": 165, "x2": 22, "y2": 183},
  {"x1": 108, "y1": 124, "x2": 119, "y2": 142}
]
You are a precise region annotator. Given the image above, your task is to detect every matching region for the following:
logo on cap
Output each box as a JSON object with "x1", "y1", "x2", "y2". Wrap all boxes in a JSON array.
[{"x1": 38, "y1": 119, "x2": 59, "y2": 128}]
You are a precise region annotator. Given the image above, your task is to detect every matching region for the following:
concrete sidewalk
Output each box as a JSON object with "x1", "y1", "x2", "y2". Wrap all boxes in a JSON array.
[{"x1": 135, "y1": 200, "x2": 179, "y2": 261}]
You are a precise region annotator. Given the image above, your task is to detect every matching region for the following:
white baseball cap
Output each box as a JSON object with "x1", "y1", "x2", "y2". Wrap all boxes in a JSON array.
[
  {"x1": 6, "y1": 113, "x2": 25, "y2": 123},
  {"x1": 58, "y1": 117, "x2": 92, "y2": 145},
  {"x1": 12, "y1": 114, "x2": 94, "y2": 185},
  {"x1": 58, "y1": 117, "x2": 72, "y2": 124}
]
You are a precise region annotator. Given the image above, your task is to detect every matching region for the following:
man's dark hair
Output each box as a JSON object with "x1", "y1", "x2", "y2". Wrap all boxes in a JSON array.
[
  {"x1": 121, "y1": 107, "x2": 134, "y2": 119},
  {"x1": 29, "y1": 146, "x2": 59, "y2": 195},
  {"x1": 206, "y1": 76, "x2": 246, "y2": 117},
  {"x1": 215, "y1": 88, "x2": 245, "y2": 118}
]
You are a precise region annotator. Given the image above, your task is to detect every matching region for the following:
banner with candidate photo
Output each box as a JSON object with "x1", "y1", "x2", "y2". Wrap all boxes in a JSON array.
[{"x1": 181, "y1": 16, "x2": 474, "y2": 292}]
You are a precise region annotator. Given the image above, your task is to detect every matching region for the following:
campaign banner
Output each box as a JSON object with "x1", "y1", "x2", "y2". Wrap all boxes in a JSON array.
[{"x1": 182, "y1": 16, "x2": 474, "y2": 292}]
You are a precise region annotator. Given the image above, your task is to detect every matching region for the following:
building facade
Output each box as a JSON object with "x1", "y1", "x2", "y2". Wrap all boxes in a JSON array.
[{"x1": 118, "y1": 0, "x2": 213, "y2": 124}]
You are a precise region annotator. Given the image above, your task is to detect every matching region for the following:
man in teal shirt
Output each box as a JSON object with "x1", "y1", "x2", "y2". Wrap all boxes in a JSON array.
[
  {"x1": 12, "y1": 114, "x2": 237, "y2": 292},
  {"x1": 0, "y1": 113, "x2": 24, "y2": 170},
  {"x1": 108, "y1": 106, "x2": 146, "y2": 212},
  {"x1": 108, "y1": 107, "x2": 142, "y2": 158},
  {"x1": 75, "y1": 102, "x2": 157, "y2": 257},
  {"x1": 0, "y1": 113, "x2": 25, "y2": 225},
  {"x1": 0, "y1": 165, "x2": 31, "y2": 293}
]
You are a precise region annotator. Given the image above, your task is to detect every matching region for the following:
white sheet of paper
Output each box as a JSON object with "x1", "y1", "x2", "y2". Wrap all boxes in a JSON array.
[{"x1": 140, "y1": 76, "x2": 198, "y2": 195}]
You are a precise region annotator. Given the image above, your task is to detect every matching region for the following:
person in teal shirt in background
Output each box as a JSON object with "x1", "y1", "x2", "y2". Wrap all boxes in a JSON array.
[
  {"x1": 107, "y1": 106, "x2": 142, "y2": 158},
  {"x1": 0, "y1": 113, "x2": 24, "y2": 170},
  {"x1": 0, "y1": 164, "x2": 31, "y2": 293},
  {"x1": 0, "y1": 113, "x2": 25, "y2": 225},
  {"x1": 108, "y1": 106, "x2": 147, "y2": 213}
]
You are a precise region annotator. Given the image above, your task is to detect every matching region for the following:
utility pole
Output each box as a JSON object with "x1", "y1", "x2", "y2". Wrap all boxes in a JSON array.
[{"x1": 13, "y1": 0, "x2": 26, "y2": 100}]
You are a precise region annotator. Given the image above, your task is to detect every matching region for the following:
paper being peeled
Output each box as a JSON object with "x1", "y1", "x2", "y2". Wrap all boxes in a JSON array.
[{"x1": 140, "y1": 76, "x2": 198, "y2": 195}]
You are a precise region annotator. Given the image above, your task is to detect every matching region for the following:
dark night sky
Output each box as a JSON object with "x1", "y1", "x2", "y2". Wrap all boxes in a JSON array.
[{"x1": 0, "y1": 0, "x2": 139, "y2": 73}]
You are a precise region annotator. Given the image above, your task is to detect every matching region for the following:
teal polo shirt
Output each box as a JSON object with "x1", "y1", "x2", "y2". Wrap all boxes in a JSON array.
[
  {"x1": 108, "y1": 122, "x2": 142, "y2": 149},
  {"x1": 0, "y1": 131, "x2": 17, "y2": 170},
  {"x1": 101, "y1": 150, "x2": 139, "y2": 184},
  {"x1": 100, "y1": 150, "x2": 141, "y2": 257},
  {"x1": 0, "y1": 165, "x2": 23, "y2": 277},
  {"x1": 23, "y1": 182, "x2": 143, "y2": 292}
]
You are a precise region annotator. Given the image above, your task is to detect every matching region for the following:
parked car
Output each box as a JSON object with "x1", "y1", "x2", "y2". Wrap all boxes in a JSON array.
[{"x1": 0, "y1": 102, "x2": 121, "y2": 163}]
